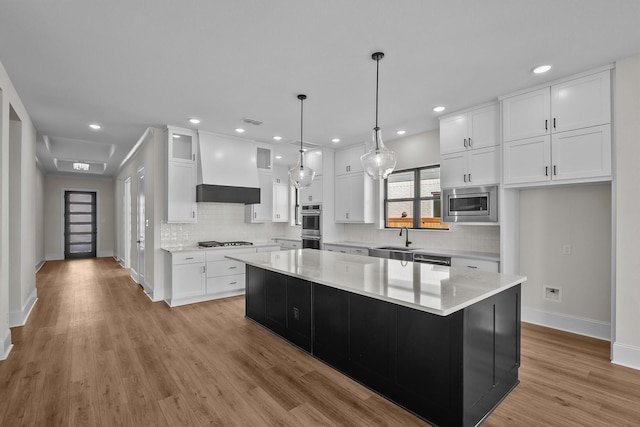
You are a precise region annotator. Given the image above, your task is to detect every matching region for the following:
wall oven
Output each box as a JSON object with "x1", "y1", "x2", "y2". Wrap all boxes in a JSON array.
[
  {"x1": 442, "y1": 185, "x2": 498, "y2": 223},
  {"x1": 301, "y1": 204, "x2": 322, "y2": 249}
]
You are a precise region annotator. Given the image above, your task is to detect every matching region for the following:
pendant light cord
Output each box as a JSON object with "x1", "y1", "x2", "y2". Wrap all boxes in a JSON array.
[
  {"x1": 375, "y1": 55, "x2": 379, "y2": 130},
  {"x1": 297, "y1": 94, "x2": 307, "y2": 165}
]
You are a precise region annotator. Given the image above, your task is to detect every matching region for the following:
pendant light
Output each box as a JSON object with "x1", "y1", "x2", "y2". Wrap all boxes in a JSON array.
[
  {"x1": 289, "y1": 94, "x2": 316, "y2": 189},
  {"x1": 360, "y1": 52, "x2": 397, "y2": 180}
]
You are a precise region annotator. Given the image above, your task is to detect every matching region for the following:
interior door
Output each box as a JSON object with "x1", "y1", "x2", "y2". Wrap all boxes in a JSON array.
[
  {"x1": 123, "y1": 177, "x2": 131, "y2": 268},
  {"x1": 64, "y1": 191, "x2": 97, "y2": 259},
  {"x1": 137, "y1": 167, "x2": 146, "y2": 285}
]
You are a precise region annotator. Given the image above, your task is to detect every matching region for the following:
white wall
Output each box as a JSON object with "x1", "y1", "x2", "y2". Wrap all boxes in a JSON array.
[
  {"x1": 519, "y1": 184, "x2": 612, "y2": 339},
  {"x1": 43, "y1": 175, "x2": 115, "y2": 260},
  {"x1": 343, "y1": 129, "x2": 500, "y2": 254},
  {"x1": 613, "y1": 53, "x2": 640, "y2": 369},
  {"x1": 0, "y1": 59, "x2": 39, "y2": 358}
]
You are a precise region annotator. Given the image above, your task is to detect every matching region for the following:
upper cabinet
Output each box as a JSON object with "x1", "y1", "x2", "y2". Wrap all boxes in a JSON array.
[
  {"x1": 440, "y1": 103, "x2": 500, "y2": 189},
  {"x1": 501, "y1": 69, "x2": 612, "y2": 187},
  {"x1": 300, "y1": 175, "x2": 323, "y2": 204},
  {"x1": 503, "y1": 70, "x2": 611, "y2": 142},
  {"x1": 334, "y1": 144, "x2": 374, "y2": 223},
  {"x1": 256, "y1": 145, "x2": 272, "y2": 171},
  {"x1": 166, "y1": 126, "x2": 197, "y2": 223},
  {"x1": 245, "y1": 171, "x2": 273, "y2": 223},
  {"x1": 272, "y1": 165, "x2": 290, "y2": 223},
  {"x1": 440, "y1": 103, "x2": 499, "y2": 155},
  {"x1": 304, "y1": 149, "x2": 324, "y2": 176}
]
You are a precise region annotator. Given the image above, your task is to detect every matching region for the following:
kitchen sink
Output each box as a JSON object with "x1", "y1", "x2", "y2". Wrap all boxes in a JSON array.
[{"x1": 368, "y1": 246, "x2": 415, "y2": 261}]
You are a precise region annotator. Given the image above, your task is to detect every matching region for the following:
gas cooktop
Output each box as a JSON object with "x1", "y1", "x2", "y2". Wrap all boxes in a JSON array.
[{"x1": 198, "y1": 241, "x2": 254, "y2": 248}]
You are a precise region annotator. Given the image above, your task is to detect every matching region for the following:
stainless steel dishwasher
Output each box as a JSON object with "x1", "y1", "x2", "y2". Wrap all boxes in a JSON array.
[{"x1": 412, "y1": 252, "x2": 451, "y2": 266}]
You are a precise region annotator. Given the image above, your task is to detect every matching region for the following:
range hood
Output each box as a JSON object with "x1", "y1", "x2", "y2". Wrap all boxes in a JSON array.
[{"x1": 196, "y1": 131, "x2": 260, "y2": 204}]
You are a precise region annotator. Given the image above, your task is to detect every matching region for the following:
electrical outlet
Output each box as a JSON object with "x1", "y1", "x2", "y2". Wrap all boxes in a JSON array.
[
  {"x1": 543, "y1": 285, "x2": 561, "y2": 302},
  {"x1": 562, "y1": 244, "x2": 572, "y2": 255}
]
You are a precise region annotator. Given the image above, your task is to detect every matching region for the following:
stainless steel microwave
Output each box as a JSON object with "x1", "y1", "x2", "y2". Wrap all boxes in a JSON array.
[{"x1": 442, "y1": 186, "x2": 498, "y2": 223}]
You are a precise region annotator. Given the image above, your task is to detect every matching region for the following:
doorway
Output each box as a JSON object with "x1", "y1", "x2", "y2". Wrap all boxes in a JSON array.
[
  {"x1": 123, "y1": 177, "x2": 131, "y2": 268},
  {"x1": 64, "y1": 191, "x2": 97, "y2": 259},
  {"x1": 136, "y1": 167, "x2": 145, "y2": 285}
]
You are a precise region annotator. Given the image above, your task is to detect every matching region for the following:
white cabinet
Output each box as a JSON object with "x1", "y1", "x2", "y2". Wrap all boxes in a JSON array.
[
  {"x1": 335, "y1": 145, "x2": 365, "y2": 175},
  {"x1": 166, "y1": 126, "x2": 197, "y2": 223},
  {"x1": 502, "y1": 69, "x2": 612, "y2": 187},
  {"x1": 245, "y1": 171, "x2": 273, "y2": 223},
  {"x1": 169, "y1": 251, "x2": 206, "y2": 305},
  {"x1": 272, "y1": 183, "x2": 289, "y2": 222},
  {"x1": 334, "y1": 144, "x2": 374, "y2": 223},
  {"x1": 451, "y1": 257, "x2": 499, "y2": 273},
  {"x1": 303, "y1": 149, "x2": 324, "y2": 175},
  {"x1": 335, "y1": 173, "x2": 374, "y2": 223},
  {"x1": 205, "y1": 248, "x2": 254, "y2": 299},
  {"x1": 323, "y1": 244, "x2": 369, "y2": 256},
  {"x1": 275, "y1": 239, "x2": 301, "y2": 249},
  {"x1": 503, "y1": 70, "x2": 611, "y2": 142},
  {"x1": 440, "y1": 146, "x2": 499, "y2": 189},
  {"x1": 440, "y1": 103, "x2": 499, "y2": 155},
  {"x1": 300, "y1": 175, "x2": 323, "y2": 204}
]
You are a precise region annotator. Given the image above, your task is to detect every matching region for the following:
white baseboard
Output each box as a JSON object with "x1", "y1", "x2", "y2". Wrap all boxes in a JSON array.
[
  {"x1": 612, "y1": 342, "x2": 640, "y2": 371},
  {"x1": 522, "y1": 307, "x2": 611, "y2": 341},
  {"x1": 130, "y1": 268, "x2": 139, "y2": 284},
  {"x1": 1, "y1": 329, "x2": 12, "y2": 361},
  {"x1": 35, "y1": 258, "x2": 46, "y2": 272},
  {"x1": 98, "y1": 251, "x2": 114, "y2": 258},
  {"x1": 10, "y1": 288, "x2": 38, "y2": 327},
  {"x1": 46, "y1": 254, "x2": 64, "y2": 261}
]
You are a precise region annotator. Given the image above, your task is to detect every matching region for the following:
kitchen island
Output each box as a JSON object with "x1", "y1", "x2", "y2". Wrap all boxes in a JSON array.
[{"x1": 226, "y1": 249, "x2": 526, "y2": 427}]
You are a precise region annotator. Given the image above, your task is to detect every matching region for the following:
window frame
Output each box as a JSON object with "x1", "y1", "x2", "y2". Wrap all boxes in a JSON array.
[{"x1": 383, "y1": 165, "x2": 448, "y2": 230}]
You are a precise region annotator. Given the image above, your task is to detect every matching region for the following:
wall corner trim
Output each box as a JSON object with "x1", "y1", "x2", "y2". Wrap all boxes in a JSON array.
[
  {"x1": 9, "y1": 289, "x2": 38, "y2": 327},
  {"x1": 612, "y1": 342, "x2": 640, "y2": 371},
  {"x1": 522, "y1": 307, "x2": 611, "y2": 341}
]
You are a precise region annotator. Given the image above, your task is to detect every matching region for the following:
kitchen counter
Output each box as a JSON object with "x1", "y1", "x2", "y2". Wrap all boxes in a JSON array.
[
  {"x1": 324, "y1": 240, "x2": 500, "y2": 262},
  {"x1": 161, "y1": 242, "x2": 280, "y2": 253},
  {"x1": 233, "y1": 249, "x2": 525, "y2": 426},
  {"x1": 226, "y1": 249, "x2": 523, "y2": 316}
]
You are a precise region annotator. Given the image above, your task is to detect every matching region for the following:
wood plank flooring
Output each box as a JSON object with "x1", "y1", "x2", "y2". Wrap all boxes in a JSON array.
[{"x1": 1, "y1": 257, "x2": 639, "y2": 426}]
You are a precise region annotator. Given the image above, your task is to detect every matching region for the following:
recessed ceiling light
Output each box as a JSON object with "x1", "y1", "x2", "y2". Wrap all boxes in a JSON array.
[
  {"x1": 275, "y1": 155, "x2": 282, "y2": 159},
  {"x1": 273, "y1": 136, "x2": 282, "y2": 141},
  {"x1": 173, "y1": 134, "x2": 181, "y2": 139},
  {"x1": 433, "y1": 106, "x2": 445, "y2": 113},
  {"x1": 89, "y1": 123, "x2": 101, "y2": 130},
  {"x1": 332, "y1": 138, "x2": 340, "y2": 143},
  {"x1": 396, "y1": 130, "x2": 406, "y2": 135},
  {"x1": 189, "y1": 118, "x2": 201, "y2": 124},
  {"x1": 533, "y1": 65, "x2": 552, "y2": 74},
  {"x1": 235, "y1": 128, "x2": 245, "y2": 133}
]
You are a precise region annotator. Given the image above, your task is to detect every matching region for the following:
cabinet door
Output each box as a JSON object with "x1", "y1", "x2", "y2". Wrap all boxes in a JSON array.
[
  {"x1": 172, "y1": 263, "x2": 205, "y2": 299},
  {"x1": 247, "y1": 172, "x2": 273, "y2": 222},
  {"x1": 264, "y1": 271, "x2": 287, "y2": 335},
  {"x1": 272, "y1": 183, "x2": 289, "y2": 222},
  {"x1": 246, "y1": 266, "x2": 266, "y2": 323},
  {"x1": 467, "y1": 146, "x2": 499, "y2": 186},
  {"x1": 440, "y1": 113, "x2": 469, "y2": 154},
  {"x1": 502, "y1": 88, "x2": 550, "y2": 142},
  {"x1": 313, "y1": 284, "x2": 350, "y2": 369},
  {"x1": 300, "y1": 175, "x2": 323, "y2": 203},
  {"x1": 304, "y1": 149, "x2": 323, "y2": 175},
  {"x1": 468, "y1": 104, "x2": 499, "y2": 150},
  {"x1": 286, "y1": 277, "x2": 312, "y2": 351},
  {"x1": 440, "y1": 151, "x2": 468, "y2": 189},
  {"x1": 335, "y1": 145, "x2": 365, "y2": 175},
  {"x1": 551, "y1": 70, "x2": 611, "y2": 133},
  {"x1": 451, "y1": 257, "x2": 499, "y2": 273},
  {"x1": 503, "y1": 136, "x2": 551, "y2": 185},
  {"x1": 551, "y1": 124, "x2": 611, "y2": 182},
  {"x1": 167, "y1": 161, "x2": 197, "y2": 223},
  {"x1": 206, "y1": 274, "x2": 245, "y2": 295},
  {"x1": 334, "y1": 174, "x2": 350, "y2": 221},
  {"x1": 168, "y1": 128, "x2": 197, "y2": 164}
]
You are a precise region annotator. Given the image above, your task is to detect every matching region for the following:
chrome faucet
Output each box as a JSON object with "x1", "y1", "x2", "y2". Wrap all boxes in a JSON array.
[{"x1": 399, "y1": 226, "x2": 411, "y2": 247}]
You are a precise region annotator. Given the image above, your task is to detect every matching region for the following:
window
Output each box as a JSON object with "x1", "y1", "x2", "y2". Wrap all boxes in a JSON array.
[{"x1": 384, "y1": 166, "x2": 448, "y2": 230}]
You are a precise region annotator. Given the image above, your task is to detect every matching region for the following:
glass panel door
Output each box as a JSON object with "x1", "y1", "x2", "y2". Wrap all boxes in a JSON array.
[{"x1": 64, "y1": 191, "x2": 97, "y2": 258}]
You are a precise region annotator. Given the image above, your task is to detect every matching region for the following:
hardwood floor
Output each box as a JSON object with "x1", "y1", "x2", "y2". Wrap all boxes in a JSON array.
[{"x1": 1, "y1": 257, "x2": 639, "y2": 426}]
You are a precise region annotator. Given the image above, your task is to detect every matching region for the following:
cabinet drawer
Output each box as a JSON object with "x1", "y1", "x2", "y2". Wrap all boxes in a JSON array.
[
  {"x1": 349, "y1": 248, "x2": 369, "y2": 256},
  {"x1": 206, "y1": 274, "x2": 245, "y2": 294},
  {"x1": 207, "y1": 260, "x2": 246, "y2": 277},
  {"x1": 451, "y1": 257, "x2": 499, "y2": 273},
  {"x1": 206, "y1": 247, "x2": 256, "y2": 262},
  {"x1": 172, "y1": 251, "x2": 206, "y2": 265}
]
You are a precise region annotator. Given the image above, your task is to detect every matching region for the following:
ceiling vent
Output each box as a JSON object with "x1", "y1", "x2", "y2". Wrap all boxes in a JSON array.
[
  {"x1": 241, "y1": 117, "x2": 263, "y2": 126},
  {"x1": 288, "y1": 139, "x2": 319, "y2": 150}
]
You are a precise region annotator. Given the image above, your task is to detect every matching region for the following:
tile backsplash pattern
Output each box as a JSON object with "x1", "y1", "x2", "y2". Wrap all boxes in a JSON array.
[{"x1": 161, "y1": 203, "x2": 300, "y2": 247}]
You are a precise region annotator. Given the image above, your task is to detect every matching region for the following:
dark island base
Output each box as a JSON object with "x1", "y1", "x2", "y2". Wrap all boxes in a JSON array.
[{"x1": 245, "y1": 265, "x2": 521, "y2": 427}]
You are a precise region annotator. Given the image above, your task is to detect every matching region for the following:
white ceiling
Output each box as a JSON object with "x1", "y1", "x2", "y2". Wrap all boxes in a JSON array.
[{"x1": 1, "y1": 0, "x2": 639, "y2": 177}]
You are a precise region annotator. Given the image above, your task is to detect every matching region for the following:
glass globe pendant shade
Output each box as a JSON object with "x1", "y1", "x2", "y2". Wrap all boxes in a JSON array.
[
  {"x1": 289, "y1": 155, "x2": 316, "y2": 189},
  {"x1": 361, "y1": 126, "x2": 397, "y2": 180}
]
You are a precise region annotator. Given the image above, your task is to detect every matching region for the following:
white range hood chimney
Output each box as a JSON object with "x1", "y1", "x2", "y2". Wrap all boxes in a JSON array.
[{"x1": 196, "y1": 131, "x2": 260, "y2": 204}]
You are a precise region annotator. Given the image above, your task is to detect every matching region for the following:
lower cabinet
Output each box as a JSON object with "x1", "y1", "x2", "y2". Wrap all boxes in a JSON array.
[{"x1": 245, "y1": 264, "x2": 521, "y2": 427}]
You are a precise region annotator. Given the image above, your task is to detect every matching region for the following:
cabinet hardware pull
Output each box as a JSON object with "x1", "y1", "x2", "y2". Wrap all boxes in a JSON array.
[
  {"x1": 463, "y1": 174, "x2": 467, "y2": 182},
  {"x1": 468, "y1": 173, "x2": 471, "y2": 182},
  {"x1": 229, "y1": 282, "x2": 237, "y2": 285},
  {"x1": 185, "y1": 257, "x2": 194, "y2": 260},
  {"x1": 192, "y1": 154, "x2": 195, "y2": 161},
  {"x1": 192, "y1": 211, "x2": 195, "y2": 218},
  {"x1": 553, "y1": 118, "x2": 556, "y2": 129},
  {"x1": 468, "y1": 137, "x2": 472, "y2": 147},
  {"x1": 463, "y1": 138, "x2": 467, "y2": 148},
  {"x1": 202, "y1": 266, "x2": 206, "y2": 273},
  {"x1": 467, "y1": 265, "x2": 478, "y2": 269},
  {"x1": 229, "y1": 266, "x2": 237, "y2": 269},
  {"x1": 554, "y1": 165, "x2": 557, "y2": 175},
  {"x1": 545, "y1": 119, "x2": 548, "y2": 131},
  {"x1": 545, "y1": 166, "x2": 548, "y2": 176}
]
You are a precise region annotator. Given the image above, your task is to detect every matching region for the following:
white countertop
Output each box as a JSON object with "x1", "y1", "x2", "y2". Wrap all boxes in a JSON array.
[
  {"x1": 162, "y1": 242, "x2": 280, "y2": 253},
  {"x1": 226, "y1": 249, "x2": 525, "y2": 316}
]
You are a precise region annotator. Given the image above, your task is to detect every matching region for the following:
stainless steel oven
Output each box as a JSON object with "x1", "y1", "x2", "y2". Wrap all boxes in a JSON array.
[
  {"x1": 301, "y1": 236, "x2": 322, "y2": 250},
  {"x1": 442, "y1": 185, "x2": 498, "y2": 223},
  {"x1": 301, "y1": 204, "x2": 321, "y2": 237}
]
